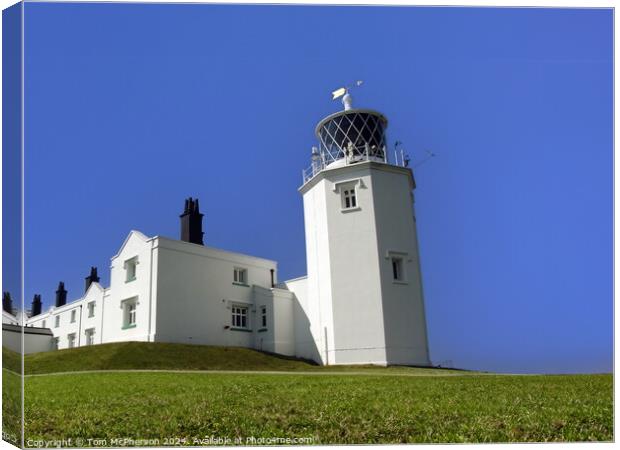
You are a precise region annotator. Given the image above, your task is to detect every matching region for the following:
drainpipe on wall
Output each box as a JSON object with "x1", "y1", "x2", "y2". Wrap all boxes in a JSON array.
[{"x1": 77, "y1": 305, "x2": 83, "y2": 347}]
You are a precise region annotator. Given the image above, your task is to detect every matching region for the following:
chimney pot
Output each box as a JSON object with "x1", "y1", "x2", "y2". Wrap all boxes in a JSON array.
[
  {"x1": 31, "y1": 294, "x2": 42, "y2": 316},
  {"x1": 2, "y1": 292, "x2": 13, "y2": 314},
  {"x1": 85, "y1": 266, "x2": 100, "y2": 292},
  {"x1": 55, "y1": 282, "x2": 67, "y2": 307},
  {"x1": 180, "y1": 197, "x2": 205, "y2": 245}
]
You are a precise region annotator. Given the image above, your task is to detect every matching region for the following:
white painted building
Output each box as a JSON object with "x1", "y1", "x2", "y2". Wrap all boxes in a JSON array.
[{"x1": 23, "y1": 95, "x2": 431, "y2": 366}]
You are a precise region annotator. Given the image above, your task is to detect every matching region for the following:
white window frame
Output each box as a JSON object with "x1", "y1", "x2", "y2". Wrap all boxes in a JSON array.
[
  {"x1": 128, "y1": 304, "x2": 136, "y2": 325},
  {"x1": 67, "y1": 333, "x2": 76, "y2": 349},
  {"x1": 55, "y1": 316, "x2": 60, "y2": 328},
  {"x1": 87, "y1": 301, "x2": 95, "y2": 318},
  {"x1": 70, "y1": 310, "x2": 76, "y2": 323},
  {"x1": 260, "y1": 305, "x2": 267, "y2": 329},
  {"x1": 231, "y1": 305, "x2": 249, "y2": 330},
  {"x1": 124, "y1": 257, "x2": 138, "y2": 282},
  {"x1": 342, "y1": 186, "x2": 357, "y2": 210},
  {"x1": 333, "y1": 179, "x2": 363, "y2": 212},
  {"x1": 233, "y1": 267, "x2": 248, "y2": 285},
  {"x1": 121, "y1": 298, "x2": 138, "y2": 329},
  {"x1": 85, "y1": 328, "x2": 95, "y2": 346}
]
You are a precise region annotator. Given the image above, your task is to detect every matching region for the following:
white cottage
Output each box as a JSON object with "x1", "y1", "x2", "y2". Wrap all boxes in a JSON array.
[{"x1": 24, "y1": 96, "x2": 431, "y2": 367}]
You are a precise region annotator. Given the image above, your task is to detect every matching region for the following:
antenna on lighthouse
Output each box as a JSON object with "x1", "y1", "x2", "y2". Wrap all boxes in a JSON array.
[
  {"x1": 394, "y1": 140, "x2": 408, "y2": 167},
  {"x1": 413, "y1": 150, "x2": 437, "y2": 168},
  {"x1": 395, "y1": 141, "x2": 436, "y2": 168},
  {"x1": 331, "y1": 80, "x2": 364, "y2": 111}
]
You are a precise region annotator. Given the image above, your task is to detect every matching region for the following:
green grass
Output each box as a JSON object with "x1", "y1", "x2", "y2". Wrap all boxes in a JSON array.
[
  {"x1": 17, "y1": 342, "x2": 464, "y2": 376},
  {"x1": 2, "y1": 345, "x2": 21, "y2": 373},
  {"x1": 4, "y1": 343, "x2": 612, "y2": 444},
  {"x1": 23, "y1": 371, "x2": 612, "y2": 445},
  {"x1": 2, "y1": 347, "x2": 23, "y2": 446},
  {"x1": 2, "y1": 369, "x2": 22, "y2": 447}
]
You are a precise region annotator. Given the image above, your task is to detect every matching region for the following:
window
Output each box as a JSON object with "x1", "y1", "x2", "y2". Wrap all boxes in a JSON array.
[
  {"x1": 128, "y1": 304, "x2": 136, "y2": 325},
  {"x1": 88, "y1": 302, "x2": 95, "y2": 318},
  {"x1": 42, "y1": 320, "x2": 46, "y2": 328},
  {"x1": 55, "y1": 316, "x2": 60, "y2": 328},
  {"x1": 70, "y1": 310, "x2": 76, "y2": 323},
  {"x1": 231, "y1": 305, "x2": 249, "y2": 329},
  {"x1": 391, "y1": 257, "x2": 405, "y2": 282},
  {"x1": 67, "y1": 333, "x2": 76, "y2": 349},
  {"x1": 335, "y1": 179, "x2": 362, "y2": 212},
  {"x1": 85, "y1": 328, "x2": 95, "y2": 346},
  {"x1": 122, "y1": 299, "x2": 137, "y2": 329},
  {"x1": 342, "y1": 187, "x2": 357, "y2": 209},
  {"x1": 233, "y1": 268, "x2": 247, "y2": 285},
  {"x1": 52, "y1": 337, "x2": 59, "y2": 350},
  {"x1": 125, "y1": 257, "x2": 138, "y2": 282},
  {"x1": 260, "y1": 306, "x2": 267, "y2": 329}
]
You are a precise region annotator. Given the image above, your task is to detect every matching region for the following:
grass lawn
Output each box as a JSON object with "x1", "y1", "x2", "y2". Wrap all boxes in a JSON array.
[
  {"x1": 2, "y1": 369, "x2": 22, "y2": 447},
  {"x1": 23, "y1": 371, "x2": 612, "y2": 445},
  {"x1": 3, "y1": 343, "x2": 612, "y2": 445}
]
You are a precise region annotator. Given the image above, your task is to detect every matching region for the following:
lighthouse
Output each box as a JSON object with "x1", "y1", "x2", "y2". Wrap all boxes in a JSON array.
[{"x1": 297, "y1": 89, "x2": 431, "y2": 366}]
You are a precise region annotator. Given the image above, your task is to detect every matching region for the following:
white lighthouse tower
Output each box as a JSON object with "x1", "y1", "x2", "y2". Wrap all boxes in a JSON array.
[{"x1": 295, "y1": 89, "x2": 431, "y2": 366}]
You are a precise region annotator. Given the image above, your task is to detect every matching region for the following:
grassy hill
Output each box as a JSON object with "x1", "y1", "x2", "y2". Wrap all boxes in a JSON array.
[
  {"x1": 3, "y1": 343, "x2": 612, "y2": 444},
  {"x1": 4, "y1": 342, "x2": 462, "y2": 375}
]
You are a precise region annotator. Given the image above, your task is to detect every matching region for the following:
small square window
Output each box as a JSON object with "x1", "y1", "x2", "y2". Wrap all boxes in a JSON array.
[
  {"x1": 343, "y1": 188, "x2": 357, "y2": 209},
  {"x1": 337, "y1": 181, "x2": 361, "y2": 211},
  {"x1": 88, "y1": 302, "x2": 95, "y2": 318},
  {"x1": 67, "y1": 333, "x2": 76, "y2": 349},
  {"x1": 125, "y1": 257, "x2": 138, "y2": 282},
  {"x1": 55, "y1": 316, "x2": 60, "y2": 328},
  {"x1": 231, "y1": 305, "x2": 249, "y2": 329},
  {"x1": 70, "y1": 310, "x2": 76, "y2": 323},
  {"x1": 233, "y1": 268, "x2": 247, "y2": 285}
]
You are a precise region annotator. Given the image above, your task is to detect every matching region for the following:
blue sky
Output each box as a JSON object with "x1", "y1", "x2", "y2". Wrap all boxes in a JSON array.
[{"x1": 16, "y1": 3, "x2": 612, "y2": 373}]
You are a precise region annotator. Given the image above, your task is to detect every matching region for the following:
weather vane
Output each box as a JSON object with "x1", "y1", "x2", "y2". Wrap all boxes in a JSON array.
[{"x1": 331, "y1": 80, "x2": 363, "y2": 111}]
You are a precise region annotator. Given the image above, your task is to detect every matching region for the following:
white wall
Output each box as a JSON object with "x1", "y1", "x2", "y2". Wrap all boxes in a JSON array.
[
  {"x1": 299, "y1": 161, "x2": 430, "y2": 366},
  {"x1": 3, "y1": 325, "x2": 53, "y2": 354},
  {"x1": 370, "y1": 167, "x2": 431, "y2": 365},
  {"x1": 303, "y1": 164, "x2": 387, "y2": 365},
  {"x1": 153, "y1": 237, "x2": 277, "y2": 348},
  {"x1": 282, "y1": 276, "x2": 321, "y2": 363},
  {"x1": 253, "y1": 286, "x2": 295, "y2": 356},
  {"x1": 1, "y1": 326, "x2": 21, "y2": 354},
  {"x1": 101, "y1": 230, "x2": 156, "y2": 345},
  {"x1": 299, "y1": 180, "x2": 333, "y2": 364}
]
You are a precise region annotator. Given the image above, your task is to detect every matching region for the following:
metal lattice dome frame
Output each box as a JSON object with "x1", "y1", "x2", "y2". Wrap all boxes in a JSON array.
[{"x1": 315, "y1": 109, "x2": 388, "y2": 163}]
